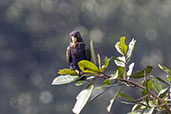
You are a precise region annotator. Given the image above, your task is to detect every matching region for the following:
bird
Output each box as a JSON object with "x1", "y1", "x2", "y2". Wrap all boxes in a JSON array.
[{"x1": 66, "y1": 30, "x2": 91, "y2": 73}]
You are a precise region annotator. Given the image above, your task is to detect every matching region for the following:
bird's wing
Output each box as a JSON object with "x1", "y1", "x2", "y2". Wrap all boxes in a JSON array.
[
  {"x1": 86, "y1": 47, "x2": 91, "y2": 61},
  {"x1": 66, "y1": 46, "x2": 71, "y2": 64}
]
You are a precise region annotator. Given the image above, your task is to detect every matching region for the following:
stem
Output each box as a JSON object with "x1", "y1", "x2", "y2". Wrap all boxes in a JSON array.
[
  {"x1": 115, "y1": 78, "x2": 171, "y2": 113},
  {"x1": 84, "y1": 72, "x2": 171, "y2": 113},
  {"x1": 124, "y1": 62, "x2": 127, "y2": 80},
  {"x1": 123, "y1": 57, "x2": 127, "y2": 80}
]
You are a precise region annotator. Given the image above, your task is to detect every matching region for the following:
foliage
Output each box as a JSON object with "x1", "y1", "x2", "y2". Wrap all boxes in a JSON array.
[{"x1": 52, "y1": 37, "x2": 171, "y2": 114}]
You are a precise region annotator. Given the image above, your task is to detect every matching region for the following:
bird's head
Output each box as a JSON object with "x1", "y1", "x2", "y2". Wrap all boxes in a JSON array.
[{"x1": 70, "y1": 30, "x2": 83, "y2": 43}]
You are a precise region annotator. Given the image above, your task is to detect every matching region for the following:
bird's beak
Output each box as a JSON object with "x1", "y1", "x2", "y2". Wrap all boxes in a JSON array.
[{"x1": 71, "y1": 36, "x2": 77, "y2": 43}]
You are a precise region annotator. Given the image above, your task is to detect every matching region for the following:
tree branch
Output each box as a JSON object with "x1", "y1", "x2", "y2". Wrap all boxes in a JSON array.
[{"x1": 91, "y1": 73, "x2": 171, "y2": 113}]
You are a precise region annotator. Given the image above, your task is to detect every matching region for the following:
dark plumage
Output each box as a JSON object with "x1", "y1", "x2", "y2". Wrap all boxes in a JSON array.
[{"x1": 66, "y1": 30, "x2": 91, "y2": 71}]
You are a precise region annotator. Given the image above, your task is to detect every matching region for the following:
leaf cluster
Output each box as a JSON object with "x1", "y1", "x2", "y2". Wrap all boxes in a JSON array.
[{"x1": 52, "y1": 37, "x2": 171, "y2": 114}]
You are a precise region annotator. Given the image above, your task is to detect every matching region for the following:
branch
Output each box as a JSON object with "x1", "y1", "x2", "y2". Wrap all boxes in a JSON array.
[
  {"x1": 115, "y1": 78, "x2": 171, "y2": 113},
  {"x1": 89, "y1": 73, "x2": 171, "y2": 113}
]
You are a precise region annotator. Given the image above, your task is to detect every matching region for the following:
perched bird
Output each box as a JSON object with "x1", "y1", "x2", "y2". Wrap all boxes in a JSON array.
[{"x1": 66, "y1": 30, "x2": 91, "y2": 72}]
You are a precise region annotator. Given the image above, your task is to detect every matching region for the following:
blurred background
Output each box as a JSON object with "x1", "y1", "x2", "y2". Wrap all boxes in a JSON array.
[{"x1": 1, "y1": 0, "x2": 171, "y2": 114}]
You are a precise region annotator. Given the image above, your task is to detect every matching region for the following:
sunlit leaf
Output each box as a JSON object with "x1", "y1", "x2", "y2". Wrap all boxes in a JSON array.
[
  {"x1": 127, "y1": 39, "x2": 136, "y2": 62},
  {"x1": 97, "y1": 54, "x2": 101, "y2": 69},
  {"x1": 148, "y1": 101, "x2": 156, "y2": 107},
  {"x1": 167, "y1": 75, "x2": 171, "y2": 82},
  {"x1": 115, "y1": 36, "x2": 128, "y2": 56},
  {"x1": 128, "y1": 108, "x2": 154, "y2": 114},
  {"x1": 114, "y1": 56, "x2": 126, "y2": 67},
  {"x1": 72, "y1": 84, "x2": 94, "y2": 114},
  {"x1": 110, "y1": 70, "x2": 119, "y2": 79},
  {"x1": 127, "y1": 63, "x2": 135, "y2": 77},
  {"x1": 90, "y1": 40, "x2": 96, "y2": 64},
  {"x1": 104, "y1": 56, "x2": 109, "y2": 69},
  {"x1": 78, "y1": 60, "x2": 99, "y2": 73},
  {"x1": 101, "y1": 56, "x2": 109, "y2": 72},
  {"x1": 158, "y1": 64, "x2": 171, "y2": 75},
  {"x1": 158, "y1": 88, "x2": 168, "y2": 98},
  {"x1": 58, "y1": 69, "x2": 77, "y2": 75},
  {"x1": 132, "y1": 104, "x2": 142, "y2": 112},
  {"x1": 51, "y1": 75, "x2": 80, "y2": 85},
  {"x1": 107, "y1": 88, "x2": 124, "y2": 112},
  {"x1": 130, "y1": 66, "x2": 152, "y2": 79},
  {"x1": 118, "y1": 93, "x2": 134, "y2": 101},
  {"x1": 111, "y1": 56, "x2": 125, "y2": 63}
]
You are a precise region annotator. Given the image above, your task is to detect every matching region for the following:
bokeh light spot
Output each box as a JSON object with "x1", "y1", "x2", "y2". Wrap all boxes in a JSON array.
[
  {"x1": 89, "y1": 28, "x2": 104, "y2": 43},
  {"x1": 145, "y1": 28, "x2": 157, "y2": 41},
  {"x1": 39, "y1": 91, "x2": 53, "y2": 104}
]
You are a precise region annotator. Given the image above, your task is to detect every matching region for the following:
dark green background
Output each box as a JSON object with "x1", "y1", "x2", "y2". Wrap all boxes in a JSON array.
[{"x1": 1, "y1": 0, "x2": 171, "y2": 114}]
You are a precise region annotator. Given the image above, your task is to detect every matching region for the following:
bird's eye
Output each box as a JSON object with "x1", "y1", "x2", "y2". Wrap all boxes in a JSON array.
[{"x1": 76, "y1": 32, "x2": 80, "y2": 37}]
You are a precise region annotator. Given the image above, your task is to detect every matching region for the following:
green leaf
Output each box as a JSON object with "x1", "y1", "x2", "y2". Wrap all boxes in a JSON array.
[
  {"x1": 104, "y1": 56, "x2": 109, "y2": 69},
  {"x1": 167, "y1": 75, "x2": 171, "y2": 82},
  {"x1": 72, "y1": 84, "x2": 94, "y2": 114},
  {"x1": 142, "y1": 80, "x2": 153, "y2": 90},
  {"x1": 101, "y1": 56, "x2": 109, "y2": 72},
  {"x1": 97, "y1": 54, "x2": 101, "y2": 69},
  {"x1": 148, "y1": 101, "x2": 156, "y2": 107},
  {"x1": 113, "y1": 66, "x2": 124, "y2": 78},
  {"x1": 128, "y1": 108, "x2": 154, "y2": 114},
  {"x1": 128, "y1": 109, "x2": 144, "y2": 114},
  {"x1": 127, "y1": 39, "x2": 136, "y2": 62},
  {"x1": 75, "y1": 80, "x2": 87, "y2": 86},
  {"x1": 147, "y1": 80, "x2": 153, "y2": 90},
  {"x1": 90, "y1": 40, "x2": 96, "y2": 64},
  {"x1": 158, "y1": 64, "x2": 171, "y2": 75},
  {"x1": 130, "y1": 66, "x2": 152, "y2": 79},
  {"x1": 144, "y1": 108, "x2": 155, "y2": 114},
  {"x1": 131, "y1": 104, "x2": 142, "y2": 112},
  {"x1": 78, "y1": 60, "x2": 99, "y2": 73},
  {"x1": 111, "y1": 56, "x2": 125, "y2": 63},
  {"x1": 51, "y1": 75, "x2": 80, "y2": 85},
  {"x1": 118, "y1": 93, "x2": 134, "y2": 101},
  {"x1": 152, "y1": 78, "x2": 162, "y2": 93},
  {"x1": 115, "y1": 36, "x2": 128, "y2": 56},
  {"x1": 95, "y1": 79, "x2": 111, "y2": 90},
  {"x1": 58, "y1": 69, "x2": 77, "y2": 75},
  {"x1": 150, "y1": 76, "x2": 169, "y2": 86},
  {"x1": 142, "y1": 89, "x2": 148, "y2": 97},
  {"x1": 107, "y1": 87, "x2": 124, "y2": 112},
  {"x1": 114, "y1": 56, "x2": 125, "y2": 67},
  {"x1": 142, "y1": 80, "x2": 153, "y2": 99},
  {"x1": 110, "y1": 69, "x2": 119, "y2": 79},
  {"x1": 158, "y1": 88, "x2": 168, "y2": 98}
]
